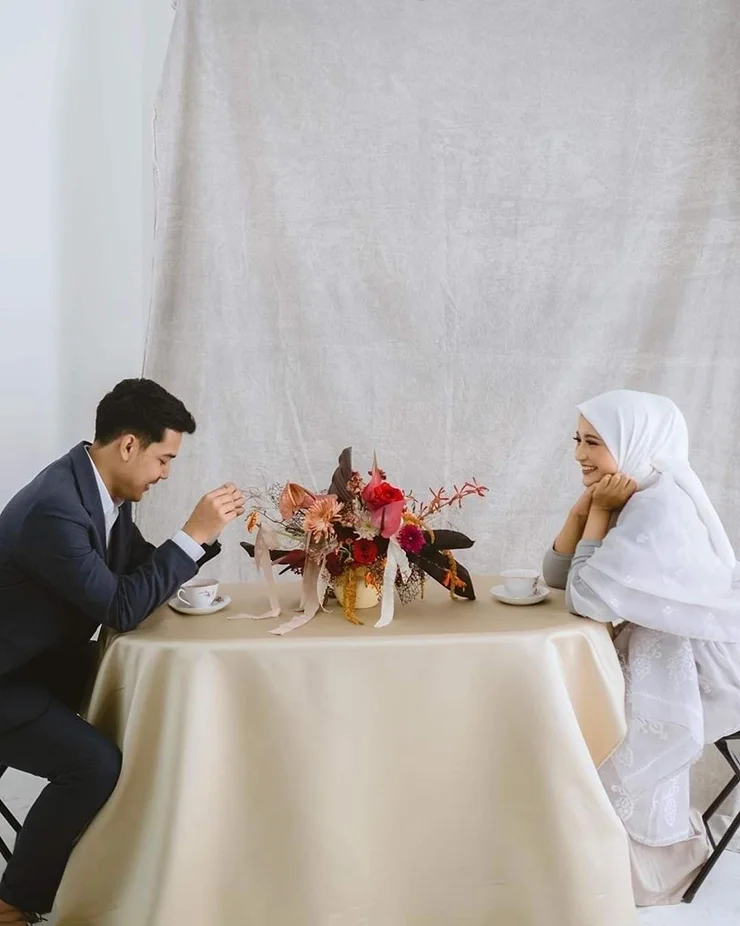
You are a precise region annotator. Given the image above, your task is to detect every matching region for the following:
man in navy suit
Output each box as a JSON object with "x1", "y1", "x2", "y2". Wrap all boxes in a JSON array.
[{"x1": 0, "y1": 379, "x2": 244, "y2": 924}]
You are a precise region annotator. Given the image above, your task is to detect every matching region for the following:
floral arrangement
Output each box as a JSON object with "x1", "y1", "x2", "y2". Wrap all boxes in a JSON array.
[{"x1": 240, "y1": 448, "x2": 487, "y2": 634}]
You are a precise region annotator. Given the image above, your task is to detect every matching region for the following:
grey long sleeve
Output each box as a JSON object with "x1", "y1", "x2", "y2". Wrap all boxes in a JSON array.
[
  {"x1": 542, "y1": 547, "x2": 573, "y2": 590},
  {"x1": 543, "y1": 540, "x2": 606, "y2": 615}
]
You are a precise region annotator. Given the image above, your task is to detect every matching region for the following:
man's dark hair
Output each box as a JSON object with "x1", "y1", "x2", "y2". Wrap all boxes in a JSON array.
[{"x1": 94, "y1": 379, "x2": 196, "y2": 447}]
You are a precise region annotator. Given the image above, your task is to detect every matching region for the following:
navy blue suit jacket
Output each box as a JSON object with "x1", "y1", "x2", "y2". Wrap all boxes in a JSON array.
[{"x1": 0, "y1": 442, "x2": 220, "y2": 731}]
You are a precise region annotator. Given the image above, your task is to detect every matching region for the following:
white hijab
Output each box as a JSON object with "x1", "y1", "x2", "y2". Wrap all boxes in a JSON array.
[{"x1": 574, "y1": 390, "x2": 740, "y2": 642}]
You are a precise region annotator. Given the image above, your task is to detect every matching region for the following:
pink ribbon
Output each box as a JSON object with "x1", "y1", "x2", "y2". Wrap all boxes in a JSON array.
[
  {"x1": 227, "y1": 523, "x2": 282, "y2": 621},
  {"x1": 230, "y1": 529, "x2": 328, "y2": 635}
]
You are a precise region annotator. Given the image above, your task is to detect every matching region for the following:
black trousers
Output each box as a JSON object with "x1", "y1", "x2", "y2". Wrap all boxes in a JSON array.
[{"x1": 0, "y1": 644, "x2": 121, "y2": 915}]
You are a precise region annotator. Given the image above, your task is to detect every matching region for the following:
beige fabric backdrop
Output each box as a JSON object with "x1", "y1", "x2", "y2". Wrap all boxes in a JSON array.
[
  {"x1": 140, "y1": 0, "x2": 740, "y2": 823},
  {"x1": 141, "y1": 0, "x2": 740, "y2": 584}
]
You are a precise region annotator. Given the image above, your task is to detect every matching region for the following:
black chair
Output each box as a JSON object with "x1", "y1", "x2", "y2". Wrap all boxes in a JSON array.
[
  {"x1": 684, "y1": 731, "x2": 740, "y2": 903},
  {"x1": 0, "y1": 765, "x2": 22, "y2": 863}
]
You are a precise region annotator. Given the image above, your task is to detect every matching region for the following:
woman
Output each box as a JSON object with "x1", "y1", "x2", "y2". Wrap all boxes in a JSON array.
[{"x1": 543, "y1": 389, "x2": 740, "y2": 906}]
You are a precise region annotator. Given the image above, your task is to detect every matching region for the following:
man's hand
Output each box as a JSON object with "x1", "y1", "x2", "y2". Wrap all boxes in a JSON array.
[
  {"x1": 591, "y1": 474, "x2": 638, "y2": 512},
  {"x1": 183, "y1": 484, "x2": 246, "y2": 546}
]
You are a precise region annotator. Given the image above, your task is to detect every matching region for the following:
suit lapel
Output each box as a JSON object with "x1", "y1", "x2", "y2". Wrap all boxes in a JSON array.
[{"x1": 69, "y1": 442, "x2": 107, "y2": 556}]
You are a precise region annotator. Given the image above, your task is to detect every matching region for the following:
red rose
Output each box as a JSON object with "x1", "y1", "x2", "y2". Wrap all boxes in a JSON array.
[
  {"x1": 361, "y1": 470, "x2": 407, "y2": 538},
  {"x1": 352, "y1": 539, "x2": 379, "y2": 565},
  {"x1": 364, "y1": 481, "x2": 404, "y2": 511}
]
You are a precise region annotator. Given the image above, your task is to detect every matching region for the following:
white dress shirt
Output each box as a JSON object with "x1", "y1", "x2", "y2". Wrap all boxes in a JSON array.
[{"x1": 85, "y1": 448, "x2": 204, "y2": 562}]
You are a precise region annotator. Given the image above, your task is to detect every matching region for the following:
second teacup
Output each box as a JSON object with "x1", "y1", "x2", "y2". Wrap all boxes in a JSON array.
[{"x1": 500, "y1": 569, "x2": 540, "y2": 599}]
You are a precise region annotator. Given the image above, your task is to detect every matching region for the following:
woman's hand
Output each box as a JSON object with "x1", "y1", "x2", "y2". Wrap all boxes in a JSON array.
[
  {"x1": 571, "y1": 486, "x2": 595, "y2": 519},
  {"x1": 554, "y1": 487, "x2": 596, "y2": 554},
  {"x1": 591, "y1": 474, "x2": 638, "y2": 512}
]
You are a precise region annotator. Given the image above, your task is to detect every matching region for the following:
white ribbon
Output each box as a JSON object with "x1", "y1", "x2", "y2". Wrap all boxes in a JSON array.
[
  {"x1": 375, "y1": 540, "x2": 410, "y2": 628},
  {"x1": 228, "y1": 523, "x2": 282, "y2": 621}
]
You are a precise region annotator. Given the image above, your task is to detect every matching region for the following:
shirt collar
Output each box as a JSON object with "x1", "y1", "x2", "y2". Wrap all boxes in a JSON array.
[{"x1": 85, "y1": 446, "x2": 123, "y2": 517}]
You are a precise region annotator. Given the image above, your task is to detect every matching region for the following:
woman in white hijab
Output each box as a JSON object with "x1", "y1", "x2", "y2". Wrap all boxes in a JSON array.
[{"x1": 543, "y1": 389, "x2": 740, "y2": 906}]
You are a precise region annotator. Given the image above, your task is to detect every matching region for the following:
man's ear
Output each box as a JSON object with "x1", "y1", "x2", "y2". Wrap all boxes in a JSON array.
[{"x1": 118, "y1": 434, "x2": 139, "y2": 461}]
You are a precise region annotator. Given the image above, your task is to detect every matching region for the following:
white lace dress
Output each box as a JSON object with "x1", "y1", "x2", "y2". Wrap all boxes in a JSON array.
[{"x1": 544, "y1": 543, "x2": 740, "y2": 906}]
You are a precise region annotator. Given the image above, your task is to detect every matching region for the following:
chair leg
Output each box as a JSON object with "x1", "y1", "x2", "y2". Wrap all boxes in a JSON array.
[
  {"x1": 0, "y1": 769, "x2": 21, "y2": 862},
  {"x1": 684, "y1": 805, "x2": 740, "y2": 903},
  {"x1": 0, "y1": 801, "x2": 21, "y2": 835},
  {"x1": 684, "y1": 738, "x2": 740, "y2": 903},
  {"x1": 703, "y1": 773, "x2": 740, "y2": 849},
  {"x1": 0, "y1": 837, "x2": 11, "y2": 864},
  {"x1": 717, "y1": 739, "x2": 740, "y2": 777}
]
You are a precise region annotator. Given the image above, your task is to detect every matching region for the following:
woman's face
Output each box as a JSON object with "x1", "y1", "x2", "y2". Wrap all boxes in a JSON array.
[{"x1": 574, "y1": 415, "x2": 618, "y2": 487}]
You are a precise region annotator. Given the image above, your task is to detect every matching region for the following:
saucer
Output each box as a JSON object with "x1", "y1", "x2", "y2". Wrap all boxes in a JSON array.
[
  {"x1": 167, "y1": 595, "x2": 231, "y2": 616},
  {"x1": 490, "y1": 585, "x2": 550, "y2": 607}
]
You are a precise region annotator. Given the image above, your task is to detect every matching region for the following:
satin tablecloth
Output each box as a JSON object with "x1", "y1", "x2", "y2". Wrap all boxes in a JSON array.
[{"x1": 56, "y1": 578, "x2": 636, "y2": 926}]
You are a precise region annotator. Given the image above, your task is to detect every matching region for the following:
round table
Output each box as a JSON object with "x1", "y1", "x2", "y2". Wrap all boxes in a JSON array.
[{"x1": 56, "y1": 578, "x2": 636, "y2": 926}]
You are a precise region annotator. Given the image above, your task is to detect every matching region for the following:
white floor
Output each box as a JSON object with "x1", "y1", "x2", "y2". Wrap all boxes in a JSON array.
[{"x1": 1, "y1": 770, "x2": 739, "y2": 925}]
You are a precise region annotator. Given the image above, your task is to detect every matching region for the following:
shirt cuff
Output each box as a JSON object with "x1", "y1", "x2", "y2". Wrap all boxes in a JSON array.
[
  {"x1": 574, "y1": 539, "x2": 603, "y2": 556},
  {"x1": 171, "y1": 530, "x2": 205, "y2": 562}
]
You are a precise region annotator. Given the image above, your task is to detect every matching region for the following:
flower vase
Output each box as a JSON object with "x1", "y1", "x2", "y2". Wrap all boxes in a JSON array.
[{"x1": 334, "y1": 575, "x2": 380, "y2": 610}]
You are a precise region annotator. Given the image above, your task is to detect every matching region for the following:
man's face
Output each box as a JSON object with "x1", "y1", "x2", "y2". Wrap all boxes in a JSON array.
[{"x1": 112, "y1": 429, "x2": 183, "y2": 502}]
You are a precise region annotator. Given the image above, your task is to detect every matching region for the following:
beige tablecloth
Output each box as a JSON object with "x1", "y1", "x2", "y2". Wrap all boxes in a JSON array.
[{"x1": 56, "y1": 579, "x2": 636, "y2": 926}]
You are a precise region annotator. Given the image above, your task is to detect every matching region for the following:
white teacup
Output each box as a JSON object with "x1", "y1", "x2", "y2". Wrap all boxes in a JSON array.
[
  {"x1": 177, "y1": 578, "x2": 219, "y2": 609},
  {"x1": 501, "y1": 569, "x2": 540, "y2": 599}
]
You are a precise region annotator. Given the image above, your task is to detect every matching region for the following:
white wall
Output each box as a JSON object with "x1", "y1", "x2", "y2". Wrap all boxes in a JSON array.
[
  {"x1": 0, "y1": 0, "x2": 174, "y2": 505},
  {"x1": 0, "y1": 2, "x2": 64, "y2": 503}
]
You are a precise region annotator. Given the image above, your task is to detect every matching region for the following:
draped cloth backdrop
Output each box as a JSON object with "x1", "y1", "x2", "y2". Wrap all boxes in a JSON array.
[
  {"x1": 140, "y1": 0, "x2": 740, "y2": 841},
  {"x1": 142, "y1": 0, "x2": 740, "y2": 583}
]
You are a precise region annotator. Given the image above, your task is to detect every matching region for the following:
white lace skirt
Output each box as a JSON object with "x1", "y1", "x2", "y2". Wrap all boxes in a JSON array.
[{"x1": 598, "y1": 625, "x2": 740, "y2": 904}]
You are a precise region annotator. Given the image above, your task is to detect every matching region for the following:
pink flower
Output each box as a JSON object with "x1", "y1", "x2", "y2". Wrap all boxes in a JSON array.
[
  {"x1": 398, "y1": 524, "x2": 425, "y2": 556},
  {"x1": 363, "y1": 481, "x2": 404, "y2": 511},
  {"x1": 361, "y1": 459, "x2": 406, "y2": 539}
]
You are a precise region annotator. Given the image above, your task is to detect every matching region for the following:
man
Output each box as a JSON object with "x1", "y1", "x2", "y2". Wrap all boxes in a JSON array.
[{"x1": 0, "y1": 379, "x2": 244, "y2": 925}]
